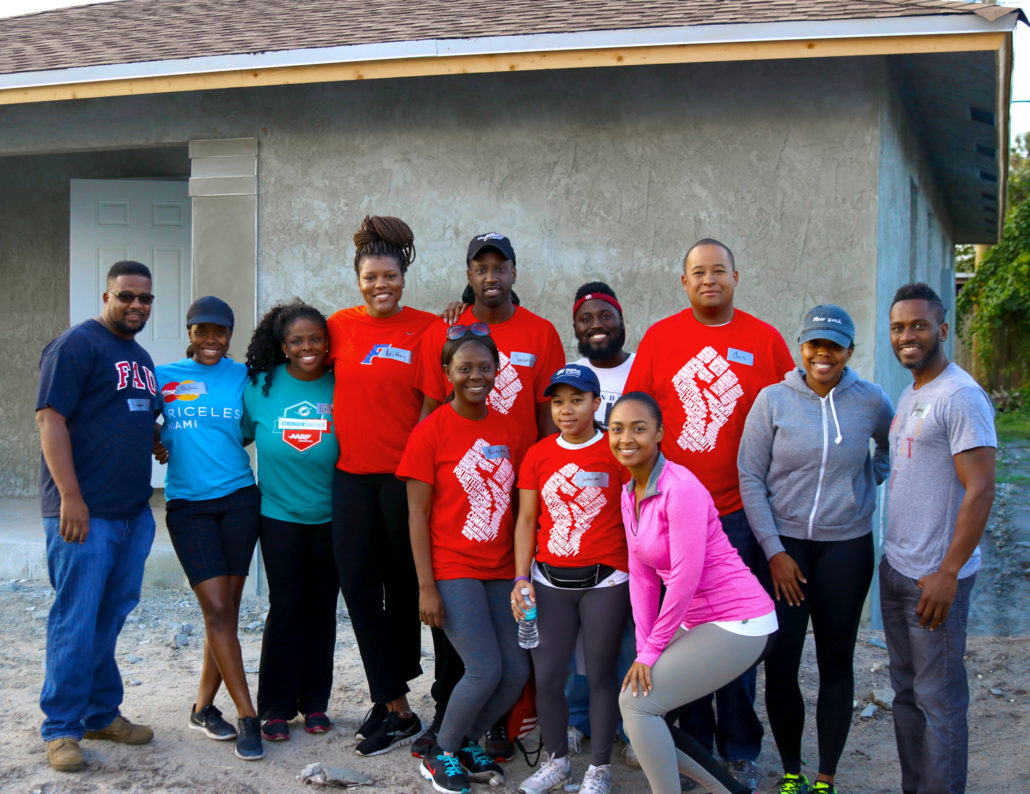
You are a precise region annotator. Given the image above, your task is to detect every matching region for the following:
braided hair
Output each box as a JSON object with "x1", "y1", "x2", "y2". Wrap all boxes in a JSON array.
[
  {"x1": 245, "y1": 300, "x2": 328, "y2": 395},
  {"x1": 353, "y1": 215, "x2": 416, "y2": 274}
]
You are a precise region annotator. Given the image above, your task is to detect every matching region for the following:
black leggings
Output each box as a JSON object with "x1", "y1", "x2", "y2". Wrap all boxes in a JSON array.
[
  {"x1": 332, "y1": 470, "x2": 423, "y2": 704},
  {"x1": 763, "y1": 534, "x2": 874, "y2": 776}
]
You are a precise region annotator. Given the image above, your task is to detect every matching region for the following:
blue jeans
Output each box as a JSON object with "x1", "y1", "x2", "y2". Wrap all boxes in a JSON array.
[
  {"x1": 879, "y1": 559, "x2": 974, "y2": 794},
  {"x1": 678, "y1": 509, "x2": 765, "y2": 762},
  {"x1": 40, "y1": 509, "x2": 155, "y2": 741}
]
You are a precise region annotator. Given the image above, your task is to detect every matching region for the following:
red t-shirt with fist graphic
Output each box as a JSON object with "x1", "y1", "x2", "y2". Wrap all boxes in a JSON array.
[
  {"x1": 624, "y1": 308, "x2": 794, "y2": 516},
  {"x1": 397, "y1": 405, "x2": 527, "y2": 581},
  {"x1": 414, "y1": 305, "x2": 565, "y2": 448},
  {"x1": 518, "y1": 432, "x2": 629, "y2": 572}
]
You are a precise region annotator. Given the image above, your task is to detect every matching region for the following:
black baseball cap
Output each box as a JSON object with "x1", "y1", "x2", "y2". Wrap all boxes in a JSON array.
[
  {"x1": 186, "y1": 296, "x2": 235, "y2": 328},
  {"x1": 466, "y1": 232, "x2": 516, "y2": 266}
]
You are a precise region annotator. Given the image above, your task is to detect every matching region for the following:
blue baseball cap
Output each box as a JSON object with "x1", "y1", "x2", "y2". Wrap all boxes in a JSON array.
[
  {"x1": 798, "y1": 304, "x2": 854, "y2": 347},
  {"x1": 544, "y1": 364, "x2": 601, "y2": 396},
  {"x1": 186, "y1": 296, "x2": 235, "y2": 329}
]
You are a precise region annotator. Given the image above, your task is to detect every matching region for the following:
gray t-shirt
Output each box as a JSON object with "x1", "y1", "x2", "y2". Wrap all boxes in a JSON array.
[{"x1": 884, "y1": 362, "x2": 996, "y2": 580}]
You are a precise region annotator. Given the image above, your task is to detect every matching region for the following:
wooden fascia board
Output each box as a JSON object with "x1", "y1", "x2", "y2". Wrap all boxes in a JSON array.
[{"x1": 0, "y1": 30, "x2": 1007, "y2": 106}]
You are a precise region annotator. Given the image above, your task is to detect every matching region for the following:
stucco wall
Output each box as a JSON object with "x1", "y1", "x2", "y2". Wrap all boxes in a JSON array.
[
  {"x1": 0, "y1": 58, "x2": 883, "y2": 496},
  {"x1": 874, "y1": 62, "x2": 956, "y2": 406},
  {"x1": 0, "y1": 148, "x2": 189, "y2": 496}
]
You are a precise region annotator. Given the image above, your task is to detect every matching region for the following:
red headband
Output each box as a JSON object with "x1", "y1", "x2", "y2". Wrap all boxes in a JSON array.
[{"x1": 573, "y1": 292, "x2": 623, "y2": 319}]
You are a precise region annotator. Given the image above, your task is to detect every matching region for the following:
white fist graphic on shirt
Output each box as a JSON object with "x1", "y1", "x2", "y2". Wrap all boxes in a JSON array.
[
  {"x1": 453, "y1": 439, "x2": 515, "y2": 542},
  {"x1": 487, "y1": 351, "x2": 522, "y2": 415},
  {"x1": 672, "y1": 346, "x2": 745, "y2": 452},
  {"x1": 541, "y1": 463, "x2": 606, "y2": 557}
]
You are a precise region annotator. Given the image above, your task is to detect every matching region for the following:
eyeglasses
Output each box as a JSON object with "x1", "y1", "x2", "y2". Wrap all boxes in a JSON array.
[
  {"x1": 107, "y1": 290, "x2": 155, "y2": 306},
  {"x1": 446, "y1": 322, "x2": 490, "y2": 341}
]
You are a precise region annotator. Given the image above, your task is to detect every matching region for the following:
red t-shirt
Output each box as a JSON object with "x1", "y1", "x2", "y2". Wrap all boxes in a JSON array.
[
  {"x1": 414, "y1": 305, "x2": 565, "y2": 447},
  {"x1": 624, "y1": 308, "x2": 794, "y2": 515},
  {"x1": 327, "y1": 305, "x2": 437, "y2": 474},
  {"x1": 518, "y1": 432, "x2": 629, "y2": 572},
  {"x1": 397, "y1": 405, "x2": 526, "y2": 581}
]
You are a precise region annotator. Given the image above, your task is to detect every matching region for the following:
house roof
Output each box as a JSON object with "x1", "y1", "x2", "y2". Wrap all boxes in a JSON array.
[{"x1": 0, "y1": 0, "x2": 1017, "y2": 76}]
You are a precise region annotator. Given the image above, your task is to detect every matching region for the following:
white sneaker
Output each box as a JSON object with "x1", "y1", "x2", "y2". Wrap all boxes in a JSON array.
[
  {"x1": 518, "y1": 753, "x2": 571, "y2": 794},
  {"x1": 579, "y1": 764, "x2": 612, "y2": 794},
  {"x1": 567, "y1": 725, "x2": 584, "y2": 755}
]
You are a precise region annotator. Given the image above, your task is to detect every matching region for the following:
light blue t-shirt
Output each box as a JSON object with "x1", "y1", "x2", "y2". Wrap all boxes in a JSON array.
[
  {"x1": 242, "y1": 365, "x2": 337, "y2": 525},
  {"x1": 885, "y1": 363, "x2": 996, "y2": 580},
  {"x1": 156, "y1": 356, "x2": 254, "y2": 501}
]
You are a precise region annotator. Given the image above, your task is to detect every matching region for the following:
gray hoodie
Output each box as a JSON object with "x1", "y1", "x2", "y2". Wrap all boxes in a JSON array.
[{"x1": 738, "y1": 367, "x2": 894, "y2": 560}]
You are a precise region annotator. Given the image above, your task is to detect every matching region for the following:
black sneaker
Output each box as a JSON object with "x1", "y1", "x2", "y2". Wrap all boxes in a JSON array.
[
  {"x1": 420, "y1": 745, "x2": 471, "y2": 794},
  {"x1": 355, "y1": 702, "x2": 387, "y2": 740},
  {"x1": 354, "y1": 710, "x2": 422, "y2": 756},
  {"x1": 412, "y1": 711, "x2": 443, "y2": 758},
  {"x1": 304, "y1": 712, "x2": 332, "y2": 734},
  {"x1": 261, "y1": 718, "x2": 290, "y2": 742},
  {"x1": 188, "y1": 703, "x2": 237, "y2": 741},
  {"x1": 458, "y1": 736, "x2": 504, "y2": 785},
  {"x1": 235, "y1": 716, "x2": 264, "y2": 760},
  {"x1": 485, "y1": 720, "x2": 514, "y2": 762}
]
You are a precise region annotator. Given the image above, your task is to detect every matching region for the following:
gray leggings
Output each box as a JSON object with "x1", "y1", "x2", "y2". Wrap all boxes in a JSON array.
[
  {"x1": 619, "y1": 624, "x2": 769, "y2": 794},
  {"x1": 532, "y1": 581, "x2": 631, "y2": 766},
  {"x1": 436, "y1": 578, "x2": 530, "y2": 752}
]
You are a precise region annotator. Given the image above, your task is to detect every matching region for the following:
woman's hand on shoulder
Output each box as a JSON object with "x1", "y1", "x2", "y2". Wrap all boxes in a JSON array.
[
  {"x1": 438, "y1": 301, "x2": 467, "y2": 326},
  {"x1": 418, "y1": 584, "x2": 444, "y2": 628},
  {"x1": 510, "y1": 581, "x2": 536, "y2": 621},
  {"x1": 621, "y1": 661, "x2": 653, "y2": 697},
  {"x1": 769, "y1": 551, "x2": 806, "y2": 607}
]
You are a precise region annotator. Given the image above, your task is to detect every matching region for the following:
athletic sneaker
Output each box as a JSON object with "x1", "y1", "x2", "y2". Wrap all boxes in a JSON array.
[
  {"x1": 517, "y1": 752, "x2": 570, "y2": 794},
  {"x1": 355, "y1": 702, "x2": 387, "y2": 740},
  {"x1": 305, "y1": 712, "x2": 332, "y2": 734},
  {"x1": 412, "y1": 711, "x2": 443, "y2": 758},
  {"x1": 728, "y1": 759, "x2": 760, "y2": 791},
  {"x1": 484, "y1": 721, "x2": 514, "y2": 761},
  {"x1": 457, "y1": 737, "x2": 504, "y2": 785},
  {"x1": 189, "y1": 703, "x2": 237, "y2": 741},
  {"x1": 261, "y1": 718, "x2": 290, "y2": 742},
  {"x1": 810, "y1": 782, "x2": 837, "y2": 794},
  {"x1": 234, "y1": 716, "x2": 265, "y2": 761},
  {"x1": 579, "y1": 763, "x2": 612, "y2": 794},
  {"x1": 777, "y1": 772, "x2": 811, "y2": 793},
  {"x1": 354, "y1": 710, "x2": 421, "y2": 756},
  {"x1": 420, "y1": 746, "x2": 471, "y2": 794}
]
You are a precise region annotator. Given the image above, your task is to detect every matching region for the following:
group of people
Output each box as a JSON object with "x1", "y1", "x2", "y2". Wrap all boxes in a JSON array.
[{"x1": 36, "y1": 222, "x2": 995, "y2": 794}]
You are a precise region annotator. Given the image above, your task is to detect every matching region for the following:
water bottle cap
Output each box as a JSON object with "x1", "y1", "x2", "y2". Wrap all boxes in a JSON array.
[{"x1": 520, "y1": 587, "x2": 530, "y2": 595}]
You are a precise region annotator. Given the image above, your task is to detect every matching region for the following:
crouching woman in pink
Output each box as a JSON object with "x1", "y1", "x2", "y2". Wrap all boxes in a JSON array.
[{"x1": 611, "y1": 392, "x2": 776, "y2": 794}]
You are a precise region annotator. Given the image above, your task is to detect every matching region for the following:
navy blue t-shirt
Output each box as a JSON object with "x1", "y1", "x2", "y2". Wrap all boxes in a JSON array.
[{"x1": 37, "y1": 319, "x2": 158, "y2": 519}]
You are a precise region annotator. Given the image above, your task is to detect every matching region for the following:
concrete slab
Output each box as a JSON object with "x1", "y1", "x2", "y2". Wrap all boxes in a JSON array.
[{"x1": 0, "y1": 494, "x2": 263, "y2": 594}]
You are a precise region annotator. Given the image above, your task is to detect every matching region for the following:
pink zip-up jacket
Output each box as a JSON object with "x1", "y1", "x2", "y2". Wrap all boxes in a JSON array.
[{"x1": 622, "y1": 455, "x2": 774, "y2": 667}]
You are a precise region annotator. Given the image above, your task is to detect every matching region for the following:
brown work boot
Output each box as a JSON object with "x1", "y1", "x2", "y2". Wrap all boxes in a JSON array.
[
  {"x1": 47, "y1": 737, "x2": 84, "y2": 771},
  {"x1": 84, "y1": 714, "x2": 153, "y2": 745}
]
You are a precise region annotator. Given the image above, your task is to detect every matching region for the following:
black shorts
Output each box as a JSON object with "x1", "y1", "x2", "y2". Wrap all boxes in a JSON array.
[{"x1": 165, "y1": 484, "x2": 261, "y2": 587}]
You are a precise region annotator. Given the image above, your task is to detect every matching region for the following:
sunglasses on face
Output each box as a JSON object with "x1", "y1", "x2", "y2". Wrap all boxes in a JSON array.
[
  {"x1": 446, "y1": 322, "x2": 490, "y2": 341},
  {"x1": 107, "y1": 290, "x2": 155, "y2": 306}
]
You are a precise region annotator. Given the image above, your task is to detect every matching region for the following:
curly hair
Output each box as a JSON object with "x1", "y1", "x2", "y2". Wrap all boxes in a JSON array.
[
  {"x1": 891, "y1": 282, "x2": 946, "y2": 322},
  {"x1": 353, "y1": 215, "x2": 416, "y2": 275},
  {"x1": 245, "y1": 300, "x2": 328, "y2": 395}
]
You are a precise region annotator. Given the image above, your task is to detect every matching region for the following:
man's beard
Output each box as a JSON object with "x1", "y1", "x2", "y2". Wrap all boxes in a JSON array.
[{"x1": 577, "y1": 325, "x2": 626, "y2": 362}]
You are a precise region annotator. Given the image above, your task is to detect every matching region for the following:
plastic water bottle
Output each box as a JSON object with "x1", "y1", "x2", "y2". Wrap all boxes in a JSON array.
[{"x1": 517, "y1": 587, "x2": 539, "y2": 649}]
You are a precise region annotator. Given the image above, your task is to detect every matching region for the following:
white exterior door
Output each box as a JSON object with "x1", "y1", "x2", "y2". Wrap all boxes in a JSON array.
[{"x1": 69, "y1": 178, "x2": 192, "y2": 488}]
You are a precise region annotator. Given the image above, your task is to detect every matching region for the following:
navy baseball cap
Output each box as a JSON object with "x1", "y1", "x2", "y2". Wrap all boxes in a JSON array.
[
  {"x1": 798, "y1": 304, "x2": 854, "y2": 347},
  {"x1": 544, "y1": 364, "x2": 601, "y2": 397},
  {"x1": 186, "y1": 296, "x2": 235, "y2": 329},
  {"x1": 466, "y1": 232, "x2": 516, "y2": 266}
]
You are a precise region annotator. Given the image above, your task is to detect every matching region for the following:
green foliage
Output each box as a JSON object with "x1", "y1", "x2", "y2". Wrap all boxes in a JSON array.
[{"x1": 956, "y1": 135, "x2": 1030, "y2": 381}]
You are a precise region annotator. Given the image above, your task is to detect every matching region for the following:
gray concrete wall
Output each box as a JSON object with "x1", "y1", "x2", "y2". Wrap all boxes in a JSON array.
[
  {"x1": 0, "y1": 148, "x2": 189, "y2": 497},
  {"x1": 0, "y1": 58, "x2": 885, "y2": 496},
  {"x1": 874, "y1": 63, "x2": 956, "y2": 406}
]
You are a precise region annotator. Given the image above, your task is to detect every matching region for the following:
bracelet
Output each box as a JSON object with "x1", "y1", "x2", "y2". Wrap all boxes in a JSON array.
[{"x1": 513, "y1": 575, "x2": 530, "y2": 584}]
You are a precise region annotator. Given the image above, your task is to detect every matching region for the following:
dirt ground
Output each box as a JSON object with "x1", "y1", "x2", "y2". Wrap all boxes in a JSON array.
[{"x1": 1, "y1": 441, "x2": 1028, "y2": 793}]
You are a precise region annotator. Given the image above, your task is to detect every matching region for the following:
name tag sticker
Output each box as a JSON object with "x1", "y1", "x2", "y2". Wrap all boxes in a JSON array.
[
  {"x1": 510, "y1": 352, "x2": 536, "y2": 367},
  {"x1": 727, "y1": 348, "x2": 754, "y2": 366},
  {"x1": 912, "y1": 402, "x2": 931, "y2": 419},
  {"x1": 176, "y1": 381, "x2": 207, "y2": 396},
  {"x1": 380, "y1": 347, "x2": 412, "y2": 364},
  {"x1": 482, "y1": 445, "x2": 511, "y2": 460},
  {"x1": 127, "y1": 398, "x2": 151, "y2": 412},
  {"x1": 574, "y1": 471, "x2": 609, "y2": 488},
  {"x1": 317, "y1": 403, "x2": 333, "y2": 415}
]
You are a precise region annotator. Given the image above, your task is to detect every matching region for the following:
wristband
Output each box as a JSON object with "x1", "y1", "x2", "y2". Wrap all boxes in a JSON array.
[{"x1": 513, "y1": 575, "x2": 530, "y2": 584}]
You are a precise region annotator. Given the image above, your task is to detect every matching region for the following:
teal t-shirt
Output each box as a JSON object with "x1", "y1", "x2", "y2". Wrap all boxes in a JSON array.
[
  {"x1": 156, "y1": 356, "x2": 254, "y2": 501},
  {"x1": 242, "y1": 365, "x2": 337, "y2": 525}
]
